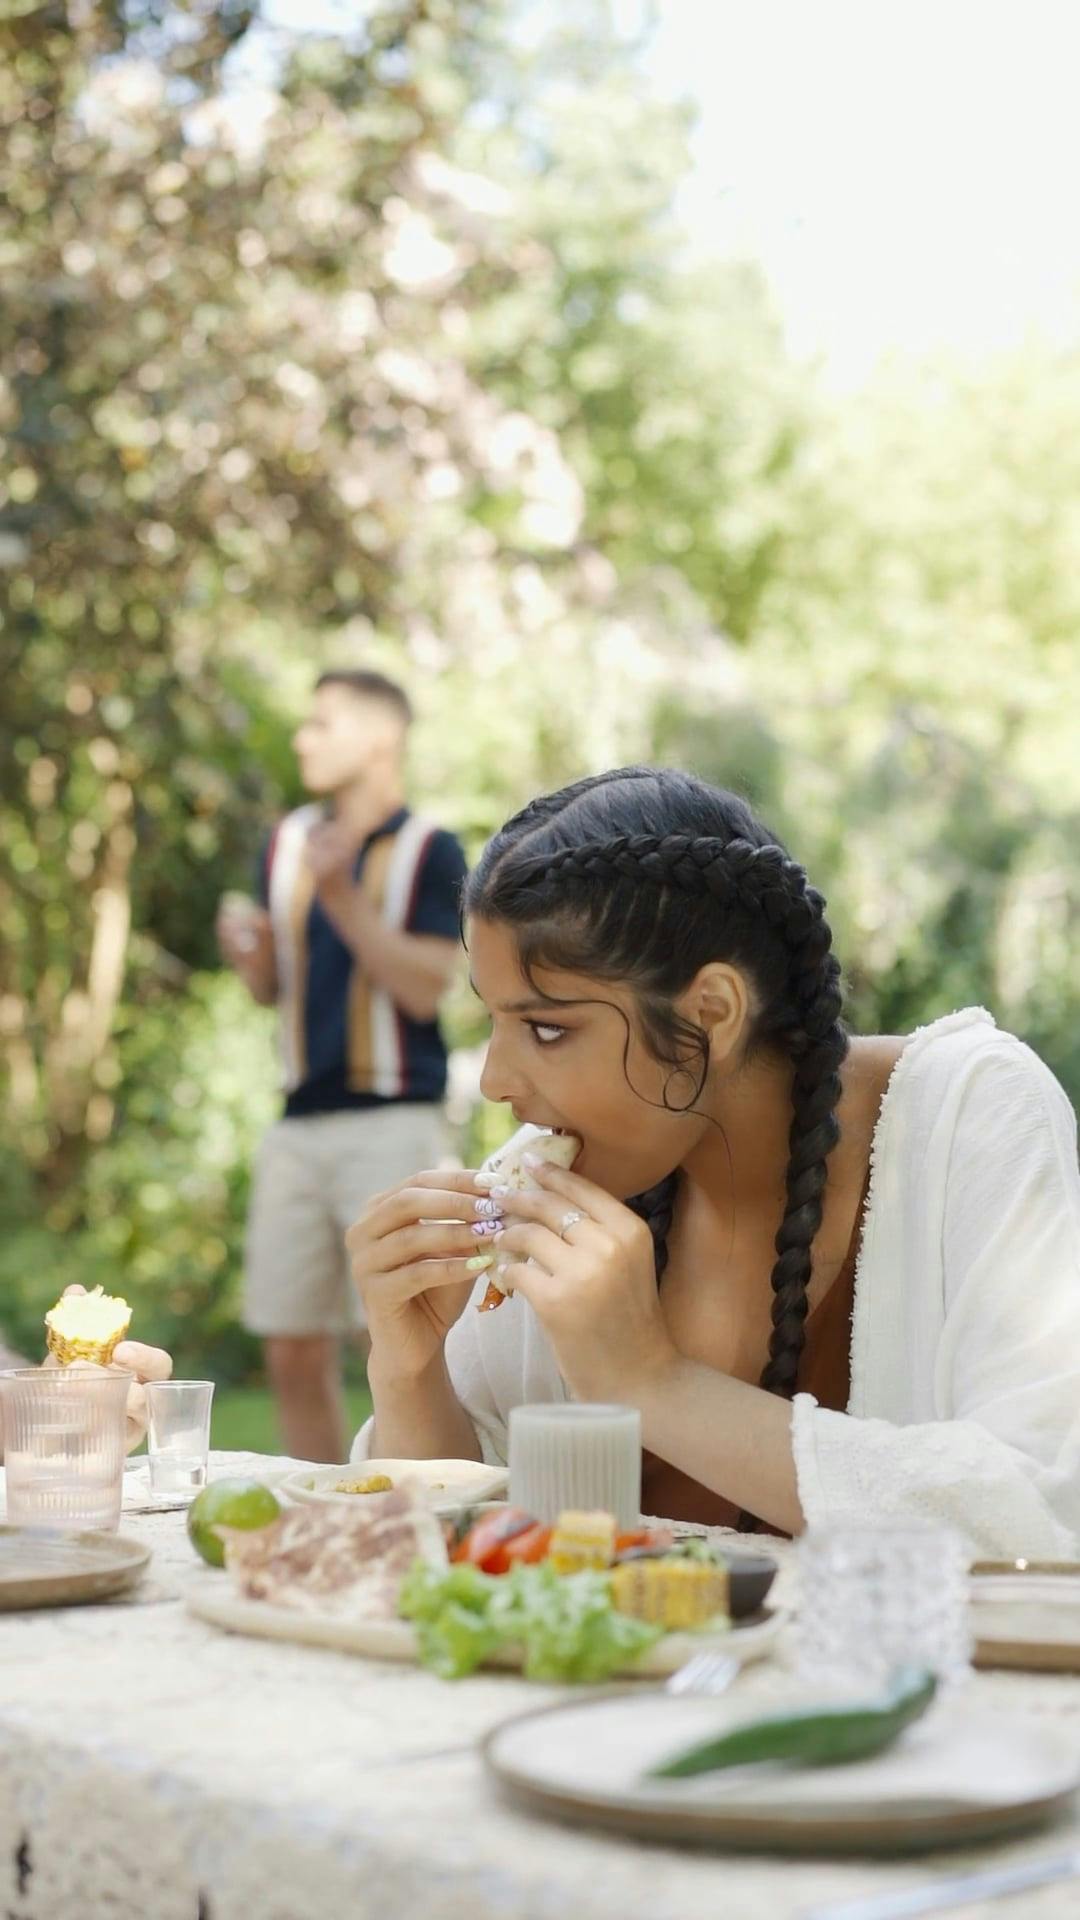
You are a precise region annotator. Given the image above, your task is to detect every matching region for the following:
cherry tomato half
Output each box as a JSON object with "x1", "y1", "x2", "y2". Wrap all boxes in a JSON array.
[
  {"x1": 498, "y1": 1524, "x2": 552, "y2": 1570},
  {"x1": 614, "y1": 1528, "x2": 676, "y2": 1561},
  {"x1": 451, "y1": 1507, "x2": 536, "y2": 1572}
]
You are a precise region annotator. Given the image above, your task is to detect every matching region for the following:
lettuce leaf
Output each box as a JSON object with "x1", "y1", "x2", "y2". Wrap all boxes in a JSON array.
[
  {"x1": 398, "y1": 1559, "x2": 661, "y2": 1682},
  {"x1": 398, "y1": 1560, "x2": 499, "y2": 1678}
]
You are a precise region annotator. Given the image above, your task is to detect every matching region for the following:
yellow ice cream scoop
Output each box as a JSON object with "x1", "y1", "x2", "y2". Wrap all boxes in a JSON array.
[{"x1": 44, "y1": 1285, "x2": 132, "y2": 1367}]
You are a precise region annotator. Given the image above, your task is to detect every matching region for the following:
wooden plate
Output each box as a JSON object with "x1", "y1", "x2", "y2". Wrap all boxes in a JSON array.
[
  {"x1": 187, "y1": 1586, "x2": 784, "y2": 1679},
  {"x1": 483, "y1": 1690, "x2": 1080, "y2": 1854},
  {"x1": 971, "y1": 1567, "x2": 1080, "y2": 1673},
  {"x1": 0, "y1": 1526, "x2": 151, "y2": 1611}
]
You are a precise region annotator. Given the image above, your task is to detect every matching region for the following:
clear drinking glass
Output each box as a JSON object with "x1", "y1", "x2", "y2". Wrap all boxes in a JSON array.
[
  {"x1": 146, "y1": 1380, "x2": 214, "y2": 1495},
  {"x1": 0, "y1": 1367, "x2": 130, "y2": 1531},
  {"x1": 508, "y1": 1403, "x2": 641, "y2": 1529},
  {"x1": 795, "y1": 1520, "x2": 973, "y2": 1690}
]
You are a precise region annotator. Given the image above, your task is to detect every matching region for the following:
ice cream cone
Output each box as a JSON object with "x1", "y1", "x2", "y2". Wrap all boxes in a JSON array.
[{"x1": 44, "y1": 1286, "x2": 131, "y2": 1367}]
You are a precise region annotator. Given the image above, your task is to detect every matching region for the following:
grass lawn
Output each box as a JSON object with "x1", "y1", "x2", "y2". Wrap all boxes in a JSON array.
[{"x1": 209, "y1": 1382, "x2": 374, "y2": 1457}]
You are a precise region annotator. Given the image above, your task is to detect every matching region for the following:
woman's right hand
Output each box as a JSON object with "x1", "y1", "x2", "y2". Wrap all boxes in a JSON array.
[{"x1": 345, "y1": 1169, "x2": 493, "y2": 1380}]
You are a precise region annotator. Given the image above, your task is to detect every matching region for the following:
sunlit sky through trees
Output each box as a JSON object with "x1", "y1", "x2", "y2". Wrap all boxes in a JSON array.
[{"x1": 225, "y1": 0, "x2": 1080, "y2": 384}]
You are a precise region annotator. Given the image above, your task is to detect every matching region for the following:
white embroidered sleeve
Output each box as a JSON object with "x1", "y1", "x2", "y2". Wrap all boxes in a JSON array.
[{"x1": 793, "y1": 1040, "x2": 1080, "y2": 1557}]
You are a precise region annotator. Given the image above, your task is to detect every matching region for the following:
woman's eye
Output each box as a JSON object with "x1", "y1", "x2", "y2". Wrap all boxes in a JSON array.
[{"x1": 525, "y1": 1021, "x2": 566, "y2": 1047}]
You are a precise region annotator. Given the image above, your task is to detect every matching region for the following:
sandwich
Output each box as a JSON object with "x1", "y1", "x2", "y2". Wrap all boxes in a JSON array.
[{"x1": 474, "y1": 1122, "x2": 581, "y2": 1312}]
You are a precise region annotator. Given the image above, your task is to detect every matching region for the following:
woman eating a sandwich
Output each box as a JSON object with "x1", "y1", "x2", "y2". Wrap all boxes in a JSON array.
[{"x1": 347, "y1": 767, "x2": 1080, "y2": 1556}]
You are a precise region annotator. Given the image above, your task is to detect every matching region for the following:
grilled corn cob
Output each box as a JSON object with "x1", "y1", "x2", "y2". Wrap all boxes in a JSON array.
[
  {"x1": 44, "y1": 1285, "x2": 131, "y2": 1366},
  {"x1": 611, "y1": 1556, "x2": 730, "y2": 1630},
  {"x1": 547, "y1": 1509, "x2": 617, "y2": 1573}
]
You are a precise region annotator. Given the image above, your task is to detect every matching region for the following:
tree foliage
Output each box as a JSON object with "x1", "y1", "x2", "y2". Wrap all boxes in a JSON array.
[{"x1": 2, "y1": 0, "x2": 1076, "y2": 1375}]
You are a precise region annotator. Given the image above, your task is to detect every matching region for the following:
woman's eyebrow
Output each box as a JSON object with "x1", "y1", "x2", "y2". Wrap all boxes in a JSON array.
[{"x1": 467, "y1": 975, "x2": 587, "y2": 1015}]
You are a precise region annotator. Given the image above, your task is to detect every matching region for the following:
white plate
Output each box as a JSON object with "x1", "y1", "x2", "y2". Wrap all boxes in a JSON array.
[
  {"x1": 186, "y1": 1586, "x2": 783, "y2": 1679},
  {"x1": 972, "y1": 1569, "x2": 1080, "y2": 1672},
  {"x1": 484, "y1": 1690, "x2": 1080, "y2": 1852},
  {"x1": 279, "y1": 1458, "x2": 509, "y2": 1517}
]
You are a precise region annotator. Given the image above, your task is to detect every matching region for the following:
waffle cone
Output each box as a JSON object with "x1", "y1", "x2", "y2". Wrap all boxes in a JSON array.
[
  {"x1": 45, "y1": 1324, "x2": 128, "y2": 1368},
  {"x1": 43, "y1": 1286, "x2": 132, "y2": 1368}
]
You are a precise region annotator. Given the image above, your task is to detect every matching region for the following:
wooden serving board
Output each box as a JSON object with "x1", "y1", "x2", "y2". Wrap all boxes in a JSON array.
[{"x1": 187, "y1": 1586, "x2": 784, "y2": 1678}]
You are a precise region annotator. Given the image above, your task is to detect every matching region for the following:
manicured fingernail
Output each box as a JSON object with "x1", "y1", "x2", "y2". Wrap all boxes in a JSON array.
[
  {"x1": 466, "y1": 1251, "x2": 495, "y2": 1271},
  {"x1": 522, "y1": 1154, "x2": 545, "y2": 1172},
  {"x1": 470, "y1": 1219, "x2": 502, "y2": 1237},
  {"x1": 474, "y1": 1196, "x2": 503, "y2": 1218},
  {"x1": 489, "y1": 1184, "x2": 511, "y2": 1198}
]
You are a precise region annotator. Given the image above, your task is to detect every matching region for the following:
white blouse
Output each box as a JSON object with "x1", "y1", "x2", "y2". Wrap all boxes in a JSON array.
[{"x1": 353, "y1": 1010, "x2": 1080, "y2": 1557}]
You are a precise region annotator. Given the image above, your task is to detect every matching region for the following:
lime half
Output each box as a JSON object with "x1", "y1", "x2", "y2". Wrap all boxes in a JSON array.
[{"x1": 188, "y1": 1477, "x2": 281, "y2": 1568}]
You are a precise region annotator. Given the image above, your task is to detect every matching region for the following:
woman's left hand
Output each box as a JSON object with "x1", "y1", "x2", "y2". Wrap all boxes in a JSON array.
[{"x1": 486, "y1": 1160, "x2": 678, "y2": 1404}]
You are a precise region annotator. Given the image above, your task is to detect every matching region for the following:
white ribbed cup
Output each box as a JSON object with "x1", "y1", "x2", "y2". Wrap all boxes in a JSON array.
[{"x1": 508, "y1": 1403, "x2": 641, "y2": 1529}]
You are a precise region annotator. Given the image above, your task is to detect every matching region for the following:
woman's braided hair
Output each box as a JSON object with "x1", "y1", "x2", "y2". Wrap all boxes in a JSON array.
[{"x1": 463, "y1": 767, "x2": 849, "y2": 1403}]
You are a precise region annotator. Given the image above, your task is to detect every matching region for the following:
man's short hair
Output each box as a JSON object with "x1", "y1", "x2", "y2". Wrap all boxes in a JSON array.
[{"x1": 315, "y1": 669, "x2": 413, "y2": 727}]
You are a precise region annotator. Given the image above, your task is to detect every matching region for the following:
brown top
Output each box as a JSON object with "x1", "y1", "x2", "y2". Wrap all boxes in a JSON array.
[{"x1": 640, "y1": 1169, "x2": 870, "y2": 1533}]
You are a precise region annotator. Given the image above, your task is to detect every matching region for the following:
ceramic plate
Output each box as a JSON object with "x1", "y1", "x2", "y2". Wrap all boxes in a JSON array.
[
  {"x1": 971, "y1": 1566, "x2": 1080, "y2": 1672},
  {"x1": 483, "y1": 1689, "x2": 1080, "y2": 1854},
  {"x1": 187, "y1": 1586, "x2": 783, "y2": 1678},
  {"x1": 279, "y1": 1458, "x2": 509, "y2": 1517},
  {"x1": 0, "y1": 1526, "x2": 151, "y2": 1611}
]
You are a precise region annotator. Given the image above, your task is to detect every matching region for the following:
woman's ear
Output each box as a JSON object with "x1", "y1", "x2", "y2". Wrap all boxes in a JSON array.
[{"x1": 681, "y1": 963, "x2": 752, "y2": 1068}]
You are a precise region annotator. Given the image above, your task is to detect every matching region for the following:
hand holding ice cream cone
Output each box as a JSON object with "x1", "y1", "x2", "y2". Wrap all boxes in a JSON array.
[{"x1": 42, "y1": 1285, "x2": 173, "y2": 1451}]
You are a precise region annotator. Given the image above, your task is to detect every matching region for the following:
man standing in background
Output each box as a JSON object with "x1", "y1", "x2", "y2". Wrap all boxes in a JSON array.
[{"x1": 218, "y1": 669, "x2": 467, "y2": 1462}]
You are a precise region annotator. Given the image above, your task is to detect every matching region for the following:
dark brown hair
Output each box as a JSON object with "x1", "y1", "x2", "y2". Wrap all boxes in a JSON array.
[
  {"x1": 463, "y1": 766, "x2": 849, "y2": 1404},
  {"x1": 315, "y1": 669, "x2": 413, "y2": 727}
]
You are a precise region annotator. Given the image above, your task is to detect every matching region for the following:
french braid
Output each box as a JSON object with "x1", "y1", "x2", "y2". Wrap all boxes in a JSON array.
[
  {"x1": 496, "y1": 768, "x2": 659, "y2": 839},
  {"x1": 481, "y1": 829, "x2": 849, "y2": 1401}
]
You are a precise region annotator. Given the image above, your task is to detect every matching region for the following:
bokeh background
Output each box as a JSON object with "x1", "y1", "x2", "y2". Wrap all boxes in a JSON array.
[{"x1": 3, "y1": 0, "x2": 1078, "y2": 1446}]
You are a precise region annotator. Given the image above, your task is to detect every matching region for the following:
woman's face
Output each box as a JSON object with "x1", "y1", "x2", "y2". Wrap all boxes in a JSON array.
[{"x1": 468, "y1": 917, "x2": 713, "y2": 1199}]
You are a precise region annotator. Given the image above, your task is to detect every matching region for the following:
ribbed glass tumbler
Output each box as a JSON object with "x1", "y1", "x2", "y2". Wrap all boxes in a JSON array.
[{"x1": 0, "y1": 1366, "x2": 130, "y2": 1532}]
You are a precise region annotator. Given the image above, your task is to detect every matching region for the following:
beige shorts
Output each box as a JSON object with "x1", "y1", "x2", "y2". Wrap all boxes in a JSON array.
[{"x1": 243, "y1": 1104, "x2": 451, "y2": 1338}]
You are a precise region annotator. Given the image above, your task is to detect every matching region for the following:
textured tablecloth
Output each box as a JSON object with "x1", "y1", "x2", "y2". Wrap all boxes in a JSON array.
[{"x1": 2, "y1": 1453, "x2": 1080, "y2": 1920}]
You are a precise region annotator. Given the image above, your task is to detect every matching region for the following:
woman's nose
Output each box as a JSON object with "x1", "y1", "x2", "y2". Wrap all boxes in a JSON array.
[{"x1": 479, "y1": 1036, "x2": 528, "y2": 1108}]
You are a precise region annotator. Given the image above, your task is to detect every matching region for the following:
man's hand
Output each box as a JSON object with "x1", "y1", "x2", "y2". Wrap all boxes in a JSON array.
[
  {"x1": 216, "y1": 897, "x2": 277, "y2": 1005},
  {"x1": 304, "y1": 820, "x2": 459, "y2": 1023},
  {"x1": 306, "y1": 819, "x2": 359, "y2": 888}
]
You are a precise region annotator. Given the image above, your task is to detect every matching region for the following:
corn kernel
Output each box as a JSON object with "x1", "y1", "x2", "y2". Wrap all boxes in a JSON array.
[
  {"x1": 548, "y1": 1509, "x2": 617, "y2": 1573},
  {"x1": 611, "y1": 1557, "x2": 730, "y2": 1631}
]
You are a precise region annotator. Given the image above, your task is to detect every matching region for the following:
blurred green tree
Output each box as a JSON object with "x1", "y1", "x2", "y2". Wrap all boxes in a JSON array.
[{"x1": 2, "y1": 0, "x2": 1077, "y2": 1380}]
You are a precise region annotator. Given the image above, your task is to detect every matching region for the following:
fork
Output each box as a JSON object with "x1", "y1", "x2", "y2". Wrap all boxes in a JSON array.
[{"x1": 664, "y1": 1649, "x2": 740, "y2": 1696}]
